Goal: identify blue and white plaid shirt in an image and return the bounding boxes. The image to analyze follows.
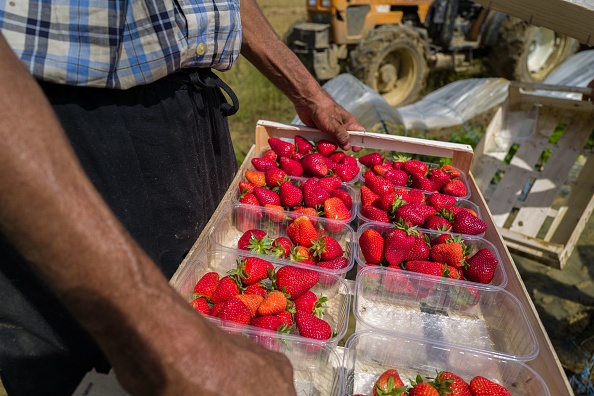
[0,0,242,89]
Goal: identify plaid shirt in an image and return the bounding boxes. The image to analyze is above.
[0,0,241,89]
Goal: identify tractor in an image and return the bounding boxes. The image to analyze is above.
[285,0,580,106]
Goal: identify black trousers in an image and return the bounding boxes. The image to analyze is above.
[0,69,239,395]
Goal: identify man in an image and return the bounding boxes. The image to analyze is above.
[0,0,364,394]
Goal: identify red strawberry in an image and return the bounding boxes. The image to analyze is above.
[237,229,272,253]
[403,188,426,204]
[253,186,281,206]
[360,185,381,207]
[378,191,406,212]
[359,228,385,264]
[360,205,390,223]
[265,167,287,188]
[238,181,257,195]
[316,257,349,280]
[429,167,453,190]
[430,236,467,268]
[365,173,395,196]
[210,275,240,304]
[274,265,320,299]
[294,310,331,340]
[264,204,286,222]
[301,153,329,177]
[239,191,261,208]
[318,176,342,192]
[250,314,290,332]
[262,149,277,161]
[217,296,251,325]
[469,376,511,396]
[245,169,266,187]
[394,202,433,227]
[384,168,409,186]
[383,224,418,266]
[408,382,440,396]
[268,137,295,157]
[270,236,292,258]
[293,290,327,316]
[210,301,225,317]
[464,248,498,284]
[435,371,472,396]
[334,162,360,182]
[190,297,211,315]
[193,271,220,299]
[372,163,393,176]
[431,233,454,246]
[257,290,288,316]
[302,178,330,208]
[323,196,351,224]
[243,282,268,297]
[294,135,314,154]
[441,179,468,197]
[340,155,358,168]
[234,256,274,285]
[291,206,318,220]
[381,266,416,294]
[427,193,457,211]
[358,152,384,167]
[405,233,431,261]
[329,189,353,210]
[310,234,344,261]
[286,216,319,248]
[251,157,277,172]
[442,164,462,178]
[279,156,304,177]
[329,151,346,164]
[289,245,312,263]
[322,156,336,172]
[316,139,338,157]
[411,173,436,192]
[405,260,446,277]
[424,215,453,232]
[452,210,487,235]
[234,293,264,318]
[401,159,428,176]
[373,369,407,396]
[279,180,303,208]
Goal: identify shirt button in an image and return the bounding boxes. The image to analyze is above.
[196,42,207,56]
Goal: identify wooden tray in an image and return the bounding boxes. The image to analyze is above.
[471,83,594,269]
[172,120,574,395]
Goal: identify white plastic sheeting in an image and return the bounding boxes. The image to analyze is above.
[291,49,594,134]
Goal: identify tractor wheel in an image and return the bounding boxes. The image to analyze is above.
[349,25,429,107]
[488,16,579,82]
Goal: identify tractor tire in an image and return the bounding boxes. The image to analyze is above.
[349,25,429,107]
[488,16,579,83]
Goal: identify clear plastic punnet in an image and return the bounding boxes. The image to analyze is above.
[352,266,538,361]
[341,330,550,396]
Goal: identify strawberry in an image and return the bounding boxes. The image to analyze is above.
[316,139,338,157]
[404,260,446,277]
[234,293,264,318]
[329,188,353,210]
[301,153,329,177]
[286,215,319,248]
[293,290,327,316]
[294,135,314,154]
[434,371,471,396]
[452,210,487,235]
[378,191,406,212]
[442,164,461,178]
[238,181,257,195]
[431,232,454,246]
[234,256,274,285]
[264,204,287,222]
[358,152,384,167]
[429,167,453,190]
[274,265,320,299]
[190,297,211,315]
[279,155,304,177]
[372,163,393,176]
[360,185,381,207]
[257,290,288,316]
[317,257,349,285]
[405,233,431,261]
[302,178,330,208]
[279,180,303,208]
[469,376,511,396]
[289,245,312,263]
[245,169,266,187]
[384,168,409,186]
[424,215,453,232]
[276,310,293,328]
[365,173,395,196]
[329,151,346,164]
[359,228,385,264]
[408,382,440,396]
[441,179,468,197]
[411,173,436,192]
[464,247,498,284]
[237,229,271,252]
[445,265,462,279]
[243,282,268,297]
[239,191,261,208]
[322,156,336,172]
[253,186,281,206]
[210,275,240,304]
[251,157,277,172]
[372,369,407,396]
[295,310,332,340]
[265,166,287,188]
[334,162,360,182]
[192,271,220,299]
[217,297,252,325]
[323,196,351,226]
[268,137,295,157]
[394,202,433,227]
[210,301,225,317]
[318,176,342,192]
[340,155,358,168]
[310,234,343,261]
[250,314,290,332]
[381,266,416,294]
[401,159,428,176]
[427,193,457,211]
[430,238,467,268]
[403,188,426,204]
[361,205,390,223]
[270,236,292,258]
[383,224,418,266]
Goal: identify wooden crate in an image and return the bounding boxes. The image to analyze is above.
[472,0,594,45]
[173,120,574,395]
[471,83,594,269]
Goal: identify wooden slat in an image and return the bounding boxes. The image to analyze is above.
[472,0,594,45]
